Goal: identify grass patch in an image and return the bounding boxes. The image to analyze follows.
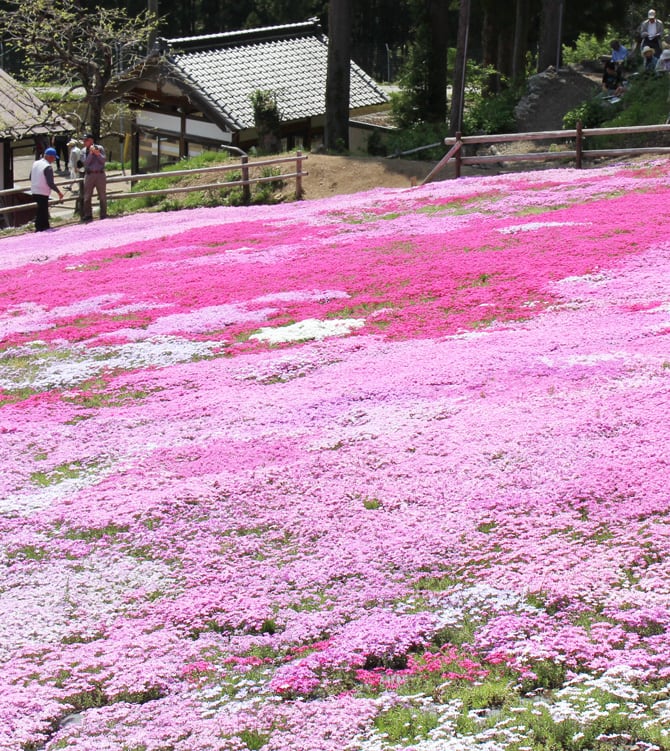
[63,523,129,542]
[7,544,49,561]
[362,497,382,510]
[62,384,162,409]
[238,729,270,750]
[374,705,440,745]
[31,460,89,487]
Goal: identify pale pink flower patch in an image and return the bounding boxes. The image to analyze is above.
[2,158,670,749]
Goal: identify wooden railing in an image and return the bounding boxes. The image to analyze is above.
[422,123,670,183]
[0,151,308,227]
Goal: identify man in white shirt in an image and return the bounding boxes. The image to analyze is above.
[640,9,664,58]
[67,139,82,180]
[30,147,64,232]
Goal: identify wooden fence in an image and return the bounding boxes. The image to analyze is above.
[422,123,670,183]
[0,151,307,227]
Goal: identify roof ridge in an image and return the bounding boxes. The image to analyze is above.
[165,18,322,51]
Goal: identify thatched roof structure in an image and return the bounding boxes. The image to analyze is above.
[0,68,74,139]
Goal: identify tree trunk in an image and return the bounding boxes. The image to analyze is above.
[88,93,103,143]
[538,0,563,71]
[511,0,529,82]
[449,0,470,135]
[424,0,449,123]
[324,0,352,153]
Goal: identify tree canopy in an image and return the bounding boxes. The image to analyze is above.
[0,0,652,139]
[0,0,159,140]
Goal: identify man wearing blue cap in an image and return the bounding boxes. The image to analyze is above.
[30,147,64,232]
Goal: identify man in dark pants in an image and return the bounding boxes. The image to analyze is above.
[30,147,64,232]
[80,133,107,222]
[53,133,70,173]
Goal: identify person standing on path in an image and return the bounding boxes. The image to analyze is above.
[80,133,107,222]
[67,139,82,181]
[30,147,64,232]
[52,133,69,173]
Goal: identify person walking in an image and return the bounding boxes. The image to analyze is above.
[67,139,82,180]
[80,133,107,222]
[30,147,64,232]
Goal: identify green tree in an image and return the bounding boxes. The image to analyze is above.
[538,0,564,70]
[0,0,160,141]
[392,0,452,127]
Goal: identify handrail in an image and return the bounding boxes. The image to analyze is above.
[425,123,670,182]
[0,151,308,222]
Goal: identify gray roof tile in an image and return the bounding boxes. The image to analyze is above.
[0,69,74,138]
[169,21,388,130]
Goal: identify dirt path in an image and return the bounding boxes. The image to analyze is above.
[297,153,435,199]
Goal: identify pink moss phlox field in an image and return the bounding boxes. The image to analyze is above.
[2,159,670,749]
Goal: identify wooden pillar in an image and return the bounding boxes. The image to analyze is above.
[241,155,250,204]
[575,120,583,169]
[295,150,304,199]
[179,109,187,159]
[1,139,12,189]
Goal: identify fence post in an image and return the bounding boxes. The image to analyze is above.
[455,132,463,178]
[575,120,583,169]
[295,150,304,199]
[241,155,251,204]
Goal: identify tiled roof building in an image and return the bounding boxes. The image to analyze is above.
[109,19,389,165]
[0,68,74,189]
[169,21,388,130]
[0,68,73,140]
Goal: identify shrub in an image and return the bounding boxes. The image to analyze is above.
[386,122,447,161]
[462,85,521,135]
[563,98,615,129]
[564,73,670,151]
[562,31,609,66]
[461,62,523,135]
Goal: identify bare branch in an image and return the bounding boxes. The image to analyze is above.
[0,0,161,139]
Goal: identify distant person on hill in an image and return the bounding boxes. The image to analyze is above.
[640,9,664,58]
[642,45,657,71]
[609,39,628,69]
[602,60,624,95]
[656,47,670,71]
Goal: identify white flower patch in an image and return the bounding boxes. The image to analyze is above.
[555,272,608,285]
[0,471,105,515]
[565,352,629,366]
[0,337,217,391]
[0,553,175,657]
[0,296,171,338]
[253,289,350,304]
[250,317,365,344]
[497,221,589,235]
